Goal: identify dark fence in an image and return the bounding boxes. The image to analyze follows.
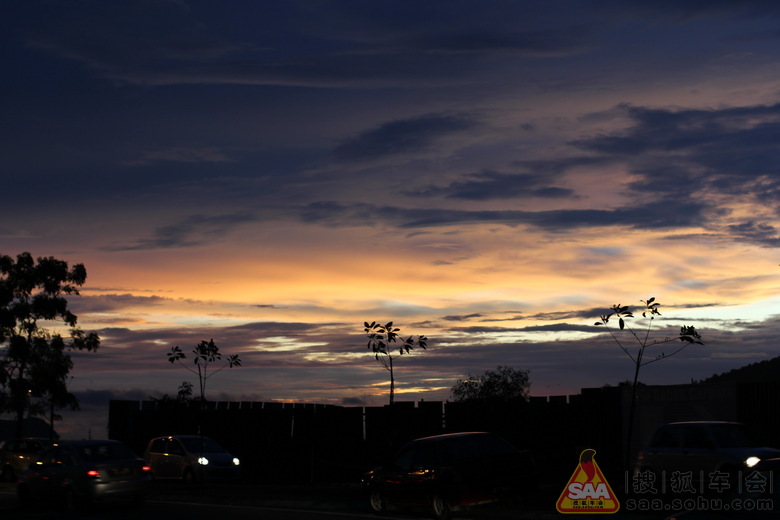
[107,381,780,486]
[109,388,622,485]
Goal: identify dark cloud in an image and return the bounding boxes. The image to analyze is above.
[565,103,780,245]
[726,221,780,247]
[574,103,780,195]
[102,212,257,251]
[73,294,170,313]
[450,323,600,334]
[331,113,479,163]
[225,321,325,335]
[412,170,575,201]
[299,199,707,231]
[440,313,484,322]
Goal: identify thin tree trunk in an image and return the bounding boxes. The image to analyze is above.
[389,356,395,406]
[626,348,644,469]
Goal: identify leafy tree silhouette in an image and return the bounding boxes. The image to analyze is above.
[364,321,427,406]
[167,339,241,434]
[451,365,530,402]
[0,252,100,438]
[595,297,702,467]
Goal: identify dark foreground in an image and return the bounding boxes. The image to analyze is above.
[2,479,775,520]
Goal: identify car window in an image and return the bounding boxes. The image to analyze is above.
[38,447,61,466]
[442,434,518,462]
[149,438,166,453]
[413,443,438,468]
[393,446,416,470]
[168,440,185,455]
[682,426,713,449]
[180,437,224,453]
[710,424,754,448]
[54,448,78,467]
[650,426,682,448]
[78,443,135,462]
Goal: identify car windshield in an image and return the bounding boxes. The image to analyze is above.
[180,437,226,453]
[710,424,756,448]
[78,443,136,462]
[441,434,518,462]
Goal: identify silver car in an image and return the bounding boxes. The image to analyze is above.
[17,440,152,511]
[634,421,780,490]
[0,437,51,482]
[143,435,240,483]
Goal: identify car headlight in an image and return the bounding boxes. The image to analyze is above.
[232,458,240,466]
[746,456,761,468]
[197,457,209,465]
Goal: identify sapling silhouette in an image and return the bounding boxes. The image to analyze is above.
[595,297,702,467]
[364,321,427,405]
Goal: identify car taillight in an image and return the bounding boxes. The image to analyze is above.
[86,469,100,478]
[142,465,151,473]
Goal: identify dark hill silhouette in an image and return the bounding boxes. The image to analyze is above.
[699,355,780,384]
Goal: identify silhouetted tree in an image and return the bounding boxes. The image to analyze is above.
[594,297,702,467]
[28,336,79,442]
[166,339,241,403]
[0,252,100,437]
[166,339,241,434]
[177,381,195,401]
[451,365,530,402]
[364,321,427,406]
[150,381,198,405]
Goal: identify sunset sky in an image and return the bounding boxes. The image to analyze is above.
[3,1,780,438]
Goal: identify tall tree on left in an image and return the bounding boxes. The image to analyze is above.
[0,253,100,438]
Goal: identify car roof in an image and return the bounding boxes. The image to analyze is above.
[53,439,124,446]
[151,434,210,440]
[1,437,51,445]
[411,432,492,442]
[661,421,743,426]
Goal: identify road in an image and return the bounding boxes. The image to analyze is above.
[1,487,390,520]
[0,480,681,519]
[0,497,403,520]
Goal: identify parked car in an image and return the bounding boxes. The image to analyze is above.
[633,421,780,489]
[143,435,240,483]
[362,431,539,520]
[16,440,151,512]
[0,437,51,482]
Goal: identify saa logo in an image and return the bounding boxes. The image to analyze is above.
[556,449,619,514]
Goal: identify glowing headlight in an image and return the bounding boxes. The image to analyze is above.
[746,456,761,468]
[232,458,240,466]
[197,457,209,465]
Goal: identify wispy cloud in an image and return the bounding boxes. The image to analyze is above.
[102,212,256,251]
[331,113,479,163]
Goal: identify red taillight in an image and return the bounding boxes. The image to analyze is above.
[142,466,151,473]
[86,470,100,478]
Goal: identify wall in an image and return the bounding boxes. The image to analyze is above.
[107,382,780,485]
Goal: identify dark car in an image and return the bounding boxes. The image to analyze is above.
[633,421,780,489]
[362,431,539,520]
[16,440,152,512]
[0,437,51,482]
[143,435,240,483]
